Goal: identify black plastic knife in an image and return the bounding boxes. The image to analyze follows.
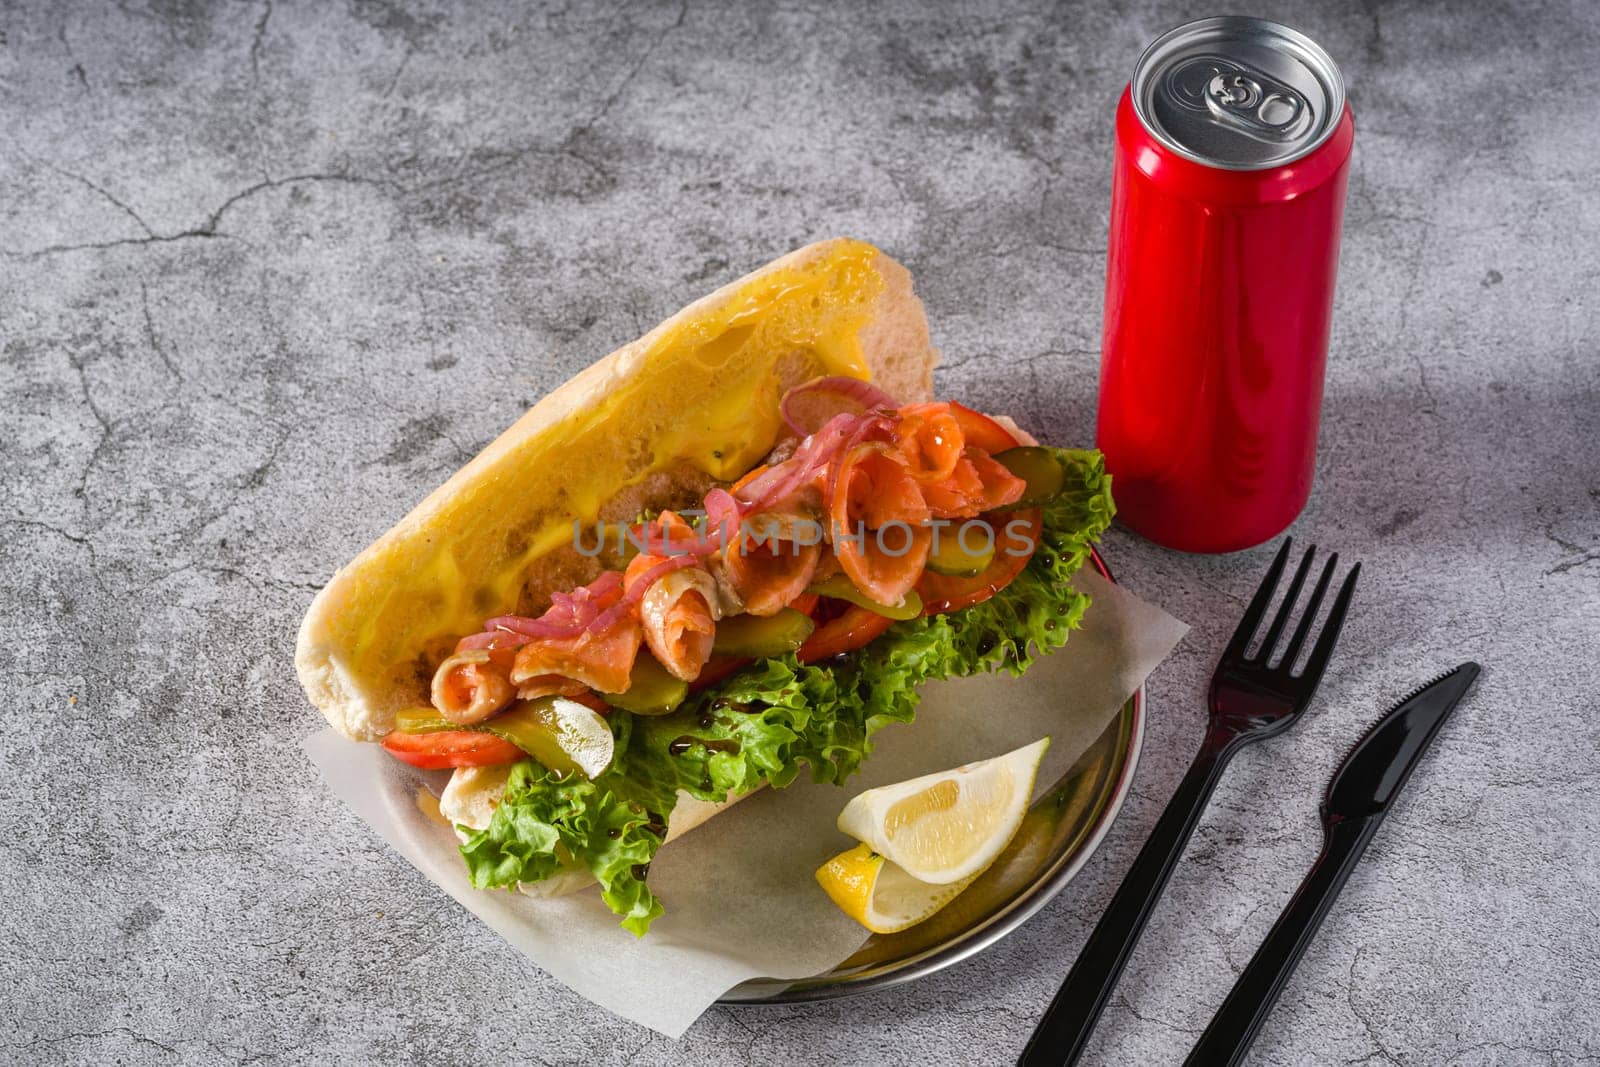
[1184,662,1482,1067]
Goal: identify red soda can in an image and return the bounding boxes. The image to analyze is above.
[1096,17,1354,553]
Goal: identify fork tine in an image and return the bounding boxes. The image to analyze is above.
[1256,544,1316,663]
[1292,562,1361,684]
[1279,551,1338,669]
[1221,538,1292,662]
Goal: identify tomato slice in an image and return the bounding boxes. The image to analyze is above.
[916,508,1042,615]
[689,654,753,692]
[381,729,524,770]
[798,602,896,663]
[948,402,1021,454]
[787,592,820,617]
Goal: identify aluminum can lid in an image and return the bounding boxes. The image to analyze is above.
[1132,16,1346,171]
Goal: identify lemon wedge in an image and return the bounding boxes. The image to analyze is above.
[835,736,1050,886]
[815,844,981,934]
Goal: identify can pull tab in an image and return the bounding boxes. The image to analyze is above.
[1165,56,1314,144]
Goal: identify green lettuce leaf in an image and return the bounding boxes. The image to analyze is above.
[458,449,1113,935]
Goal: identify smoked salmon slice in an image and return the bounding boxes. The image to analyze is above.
[441,573,630,715]
[510,556,645,696]
[828,444,932,605]
[509,612,643,695]
[920,451,1027,518]
[513,673,591,701]
[723,517,823,617]
[431,647,517,725]
[627,512,718,682]
[893,402,966,484]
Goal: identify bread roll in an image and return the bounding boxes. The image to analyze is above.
[297,238,940,745]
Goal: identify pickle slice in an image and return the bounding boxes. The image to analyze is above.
[711,608,816,658]
[485,697,615,779]
[608,652,689,716]
[394,700,614,779]
[993,446,1069,509]
[807,574,923,620]
[926,523,997,577]
[394,707,457,734]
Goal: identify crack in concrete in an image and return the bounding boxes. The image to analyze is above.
[53,19,93,93]
[1443,1039,1567,1065]
[198,172,394,235]
[249,0,272,84]
[1395,220,1440,418]
[66,349,115,505]
[576,0,689,138]
[2,1026,179,1057]
[1546,550,1600,576]
[5,172,393,260]
[39,158,154,237]
[1359,0,1385,64]
[1345,947,1404,1065]
[1541,528,1600,575]
[709,1008,763,1062]
[382,44,414,99]
[13,10,726,265]
[1,519,105,589]
[4,229,227,260]
[180,424,293,544]
[1115,989,1204,1037]
[556,0,689,175]
[139,281,184,386]
[248,0,275,181]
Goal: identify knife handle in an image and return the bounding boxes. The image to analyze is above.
[1019,729,1242,1066]
[1184,816,1382,1067]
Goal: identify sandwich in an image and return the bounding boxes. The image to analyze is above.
[296,238,1113,934]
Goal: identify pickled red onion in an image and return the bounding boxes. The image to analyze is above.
[455,630,528,651]
[738,412,865,513]
[703,488,742,549]
[824,412,897,511]
[586,554,702,635]
[634,525,721,557]
[780,375,899,436]
[458,571,624,648]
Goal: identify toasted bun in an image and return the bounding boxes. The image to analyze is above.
[298,239,938,741]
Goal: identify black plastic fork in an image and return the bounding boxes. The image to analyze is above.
[1019,539,1360,1066]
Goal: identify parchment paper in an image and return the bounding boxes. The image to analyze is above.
[304,568,1186,1037]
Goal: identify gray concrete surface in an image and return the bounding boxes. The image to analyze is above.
[3,1,1597,1063]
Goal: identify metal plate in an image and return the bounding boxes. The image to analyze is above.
[719,547,1145,1003]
